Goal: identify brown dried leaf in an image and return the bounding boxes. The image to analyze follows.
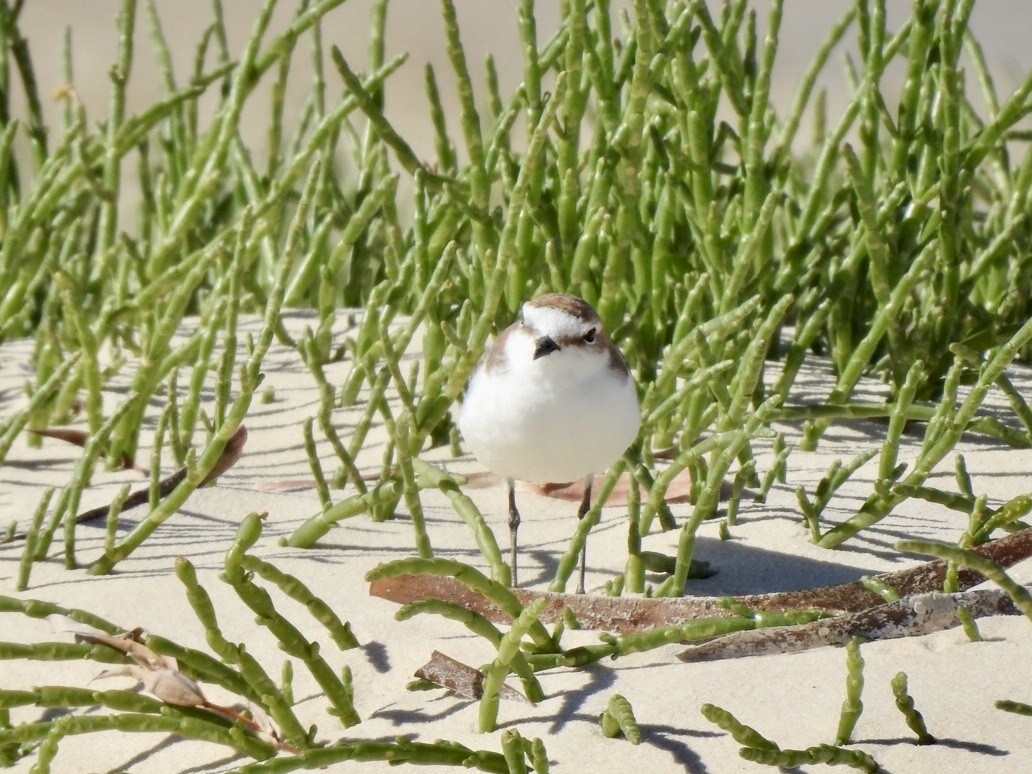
[46,614,298,752]
[531,471,692,506]
[414,650,528,703]
[30,427,141,473]
[30,427,90,447]
[465,469,706,506]
[47,615,175,671]
[199,425,248,486]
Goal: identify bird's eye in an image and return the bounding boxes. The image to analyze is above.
[583,327,596,343]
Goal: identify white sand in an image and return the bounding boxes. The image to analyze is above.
[2,312,1032,773]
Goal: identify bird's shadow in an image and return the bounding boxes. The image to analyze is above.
[524,534,883,598]
[679,536,884,597]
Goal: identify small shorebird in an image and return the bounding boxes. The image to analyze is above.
[459,293,640,593]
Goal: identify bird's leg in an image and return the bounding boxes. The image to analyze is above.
[576,476,593,594]
[507,479,520,588]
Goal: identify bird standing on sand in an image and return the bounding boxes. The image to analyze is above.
[459,293,641,593]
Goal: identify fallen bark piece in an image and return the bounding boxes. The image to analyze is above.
[368,529,1032,633]
[676,588,1021,662]
[414,650,528,703]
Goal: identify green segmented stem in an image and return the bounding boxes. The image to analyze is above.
[599,694,641,744]
[701,703,780,751]
[174,557,308,748]
[835,637,865,745]
[367,557,557,651]
[890,672,935,745]
[479,598,548,732]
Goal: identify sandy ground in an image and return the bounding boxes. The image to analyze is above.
[2,311,1032,773]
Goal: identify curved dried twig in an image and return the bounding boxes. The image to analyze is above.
[369,529,1032,634]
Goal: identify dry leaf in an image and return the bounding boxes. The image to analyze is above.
[200,425,248,486]
[45,613,299,753]
[30,427,142,473]
[414,650,528,703]
[47,615,173,671]
[94,664,207,706]
[463,470,696,506]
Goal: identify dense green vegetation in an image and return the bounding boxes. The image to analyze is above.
[2,0,1032,770]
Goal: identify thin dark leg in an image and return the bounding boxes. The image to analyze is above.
[507,479,520,588]
[576,476,592,594]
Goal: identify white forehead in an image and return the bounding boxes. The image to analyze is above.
[521,302,596,337]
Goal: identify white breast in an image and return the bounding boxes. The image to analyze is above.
[459,331,640,484]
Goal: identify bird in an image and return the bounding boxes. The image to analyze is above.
[459,293,641,593]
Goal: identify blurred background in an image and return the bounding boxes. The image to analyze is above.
[11,1,1032,160]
